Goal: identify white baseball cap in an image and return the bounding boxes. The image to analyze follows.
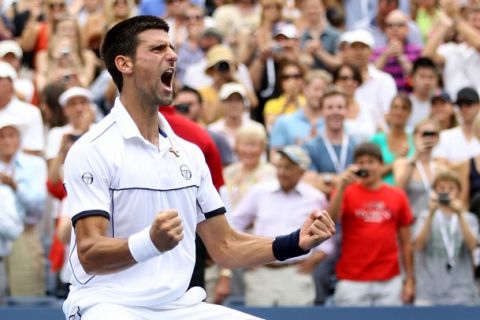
[59,87,93,107]
[347,29,375,48]
[218,82,246,101]
[274,23,299,39]
[277,145,311,170]
[0,115,23,133]
[0,61,17,80]
[0,40,23,59]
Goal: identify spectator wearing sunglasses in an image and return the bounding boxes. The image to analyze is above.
[371,10,422,93]
[433,87,480,164]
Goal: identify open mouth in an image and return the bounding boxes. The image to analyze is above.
[161,68,175,89]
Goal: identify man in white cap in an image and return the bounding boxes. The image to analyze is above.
[208,82,264,156]
[0,116,47,298]
[0,40,34,103]
[46,87,95,185]
[0,61,44,156]
[345,29,397,130]
[229,145,333,306]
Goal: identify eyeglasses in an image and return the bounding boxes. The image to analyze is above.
[282,73,302,80]
[386,22,407,28]
[420,130,438,137]
[337,75,356,82]
[48,2,65,9]
[185,15,203,21]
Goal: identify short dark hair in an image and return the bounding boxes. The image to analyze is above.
[332,63,363,86]
[412,57,437,76]
[176,86,203,104]
[100,15,170,92]
[354,142,383,163]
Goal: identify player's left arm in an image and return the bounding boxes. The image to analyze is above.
[197,210,335,269]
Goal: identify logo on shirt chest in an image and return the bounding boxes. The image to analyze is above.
[81,172,94,185]
[354,202,392,223]
[180,164,192,180]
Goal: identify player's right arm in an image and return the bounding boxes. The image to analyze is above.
[75,209,183,274]
[65,141,183,275]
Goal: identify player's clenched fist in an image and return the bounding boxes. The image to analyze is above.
[299,210,335,251]
[149,209,183,252]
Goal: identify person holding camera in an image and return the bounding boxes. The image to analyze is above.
[46,87,95,186]
[328,142,415,306]
[413,170,479,305]
[394,118,447,219]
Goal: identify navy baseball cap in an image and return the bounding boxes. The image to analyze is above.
[431,90,451,103]
[456,87,480,105]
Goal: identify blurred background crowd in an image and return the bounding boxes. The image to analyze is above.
[1,0,480,309]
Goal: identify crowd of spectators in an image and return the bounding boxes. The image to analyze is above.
[1,0,480,309]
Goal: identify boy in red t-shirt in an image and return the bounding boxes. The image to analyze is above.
[328,142,415,306]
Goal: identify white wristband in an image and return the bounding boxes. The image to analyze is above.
[128,226,161,263]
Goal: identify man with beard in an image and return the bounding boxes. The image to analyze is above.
[62,15,335,319]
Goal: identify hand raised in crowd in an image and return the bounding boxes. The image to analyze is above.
[387,39,404,57]
[149,209,184,252]
[338,164,361,189]
[304,39,323,56]
[440,0,461,19]
[449,198,464,215]
[299,210,336,251]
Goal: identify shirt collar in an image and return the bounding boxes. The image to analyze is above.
[110,98,178,141]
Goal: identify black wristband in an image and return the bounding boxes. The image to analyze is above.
[272,229,310,261]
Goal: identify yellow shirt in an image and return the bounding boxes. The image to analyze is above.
[199,86,223,125]
[263,94,306,117]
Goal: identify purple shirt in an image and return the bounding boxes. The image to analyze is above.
[371,43,422,92]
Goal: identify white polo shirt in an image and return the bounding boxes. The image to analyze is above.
[62,98,225,314]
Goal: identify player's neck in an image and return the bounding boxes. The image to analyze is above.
[120,95,160,145]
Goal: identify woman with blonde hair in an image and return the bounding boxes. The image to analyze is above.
[82,0,135,54]
[394,118,446,218]
[35,15,98,90]
[223,125,276,210]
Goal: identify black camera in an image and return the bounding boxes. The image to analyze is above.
[437,192,451,206]
[174,103,191,114]
[355,169,369,177]
[214,61,230,73]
